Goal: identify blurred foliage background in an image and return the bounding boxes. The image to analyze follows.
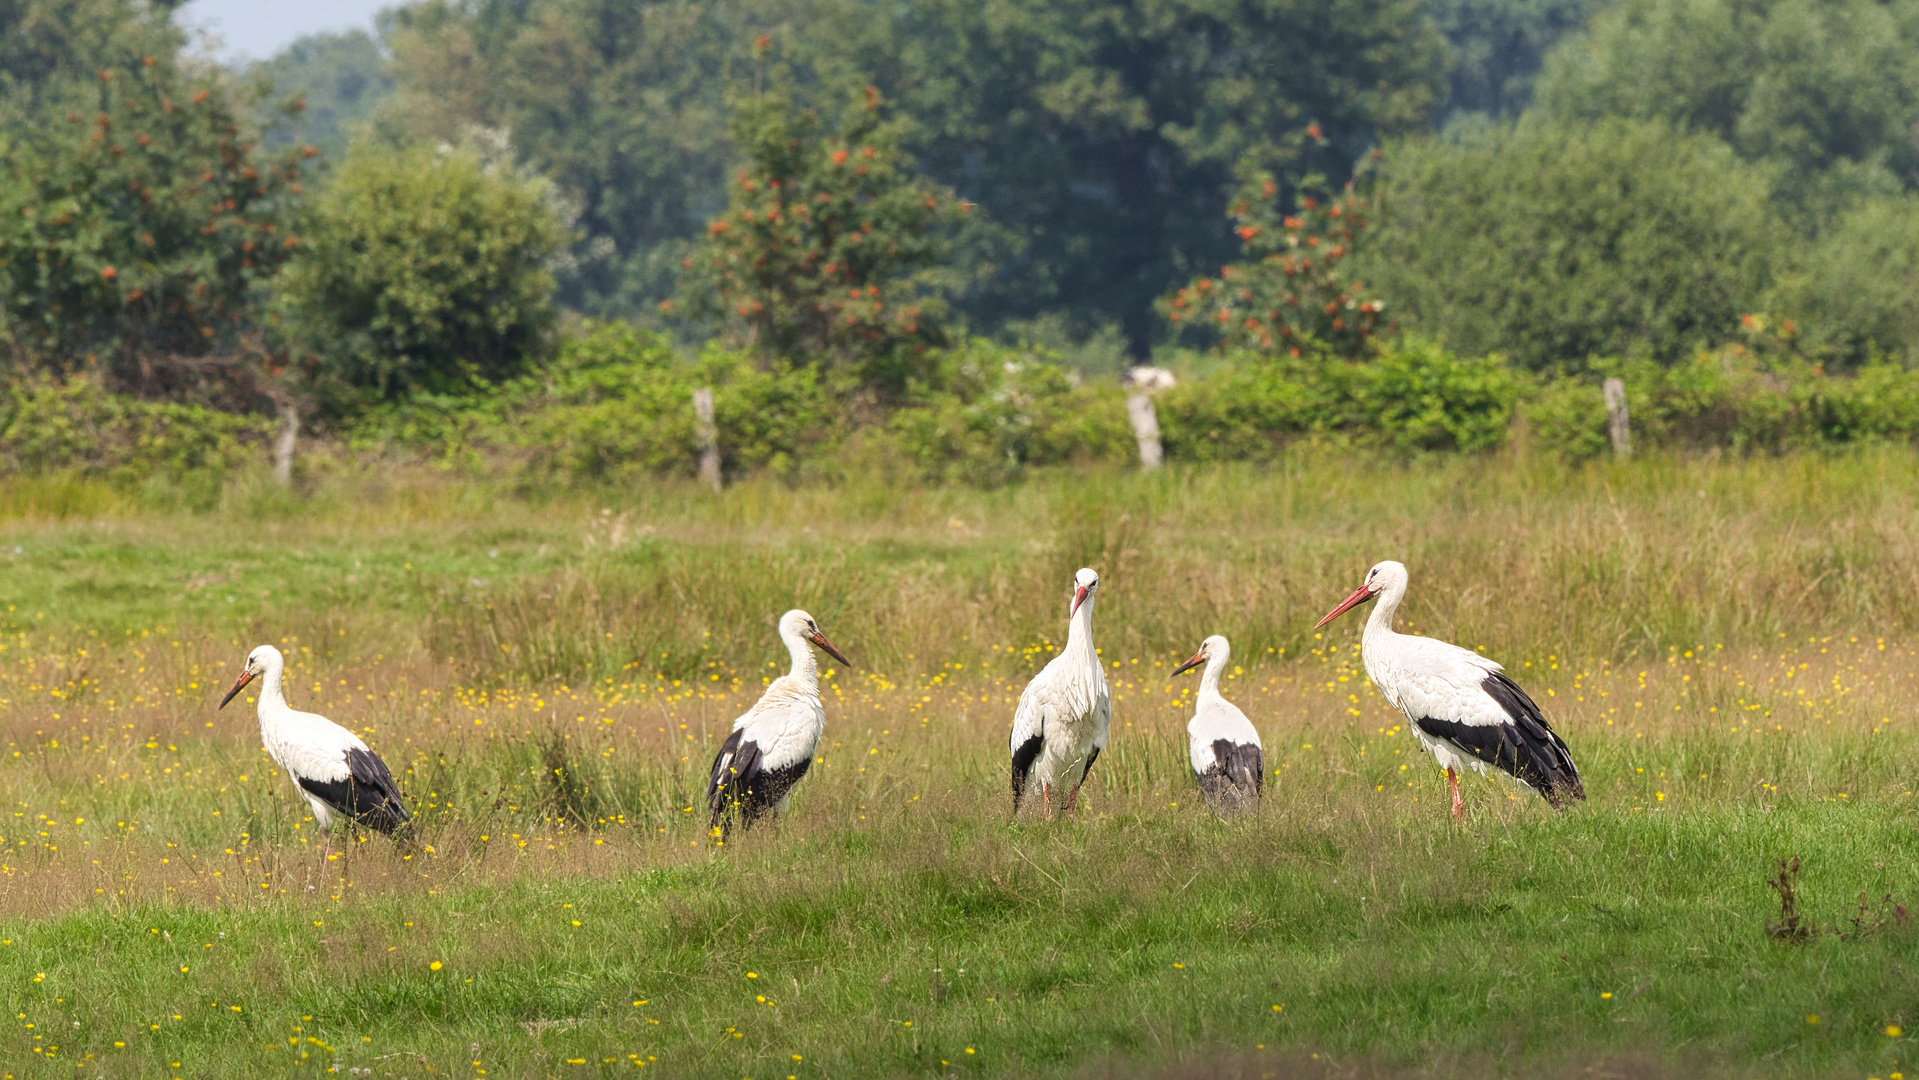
[7,0,1919,487]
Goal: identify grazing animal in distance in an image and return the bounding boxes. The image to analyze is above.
[1171,635,1263,814]
[1009,567,1111,818]
[1315,560,1583,817]
[706,609,852,837]
[219,645,411,853]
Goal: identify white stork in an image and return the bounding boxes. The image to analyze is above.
[1170,635,1263,814]
[1009,567,1111,818]
[218,645,411,850]
[706,610,852,836]
[1315,561,1583,818]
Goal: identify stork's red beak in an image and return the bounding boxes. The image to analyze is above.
[218,668,256,709]
[809,629,852,669]
[1170,649,1206,677]
[1071,585,1090,615]
[1314,583,1377,630]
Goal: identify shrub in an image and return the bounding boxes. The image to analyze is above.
[343,322,844,481]
[1157,340,1518,460]
[1361,339,1520,453]
[1525,349,1919,461]
[0,373,266,480]
[278,136,570,407]
[887,343,1131,486]
[1357,119,1781,368]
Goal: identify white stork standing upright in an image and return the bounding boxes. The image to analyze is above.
[706,610,852,837]
[1170,635,1263,814]
[218,645,411,853]
[1009,567,1111,818]
[1315,561,1583,818]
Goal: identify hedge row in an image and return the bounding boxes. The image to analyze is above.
[17,326,1919,485]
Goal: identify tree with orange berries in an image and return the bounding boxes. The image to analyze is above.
[0,0,312,398]
[1160,158,1386,360]
[680,85,968,395]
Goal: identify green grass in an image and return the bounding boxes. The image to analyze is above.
[2,453,1918,1078]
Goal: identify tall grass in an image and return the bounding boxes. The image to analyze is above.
[2,451,1918,1077]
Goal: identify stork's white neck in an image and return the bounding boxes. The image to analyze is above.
[1361,576,1409,662]
[781,626,819,690]
[1063,595,1097,662]
[1198,644,1230,699]
[256,656,288,711]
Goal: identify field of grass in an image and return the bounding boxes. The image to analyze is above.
[2,451,1918,1079]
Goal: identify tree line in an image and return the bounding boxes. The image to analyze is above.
[3,0,1919,446]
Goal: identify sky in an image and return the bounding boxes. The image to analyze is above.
[175,0,392,63]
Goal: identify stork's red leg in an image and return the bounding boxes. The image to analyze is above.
[1064,782,1081,816]
[1447,768,1463,819]
[1041,781,1053,822]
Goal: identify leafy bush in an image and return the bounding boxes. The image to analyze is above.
[1357,119,1780,368]
[887,343,1131,486]
[0,373,267,479]
[1363,339,1520,452]
[1158,341,1519,460]
[0,0,311,395]
[1526,349,1919,460]
[278,136,570,407]
[344,322,844,481]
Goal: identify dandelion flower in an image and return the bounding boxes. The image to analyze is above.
[1600,992,1612,1000]
[1889,1025,1904,1037]
[430,961,443,972]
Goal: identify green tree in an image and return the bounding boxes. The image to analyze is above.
[377,0,1450,350]
[251,29,394,161]
[1424,0,1604,121]
[1774,196,1919,366]
[0,0,311,396]
[1161,162,1386,358]
[812,0,1450,352]
[277,136,570,405]
[679,88,966,393]
[1356,118,1781,368]
[1534,0,1919,214]
[379,0,795,317]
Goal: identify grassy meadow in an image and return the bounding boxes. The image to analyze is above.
[2,451,1918,1079]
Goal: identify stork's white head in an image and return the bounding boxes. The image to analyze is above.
[1070,567,1100,617]
[779,609,853,668]
[219,644,284,709]
[1314,560,1407,630]
[1170,633,1229,677]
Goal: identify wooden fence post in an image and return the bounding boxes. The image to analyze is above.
[1603,377,1630,459]
[693,387,722,492]
[1126,393,1162,471]
[1124,366,1176,472]
[272,397,300,487]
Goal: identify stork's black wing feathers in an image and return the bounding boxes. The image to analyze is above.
[1197,739,1263,814]
[1010,733,1044,813]
[298,747,412,834]
[707,730,811,835]
[1416,673,1584,808]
